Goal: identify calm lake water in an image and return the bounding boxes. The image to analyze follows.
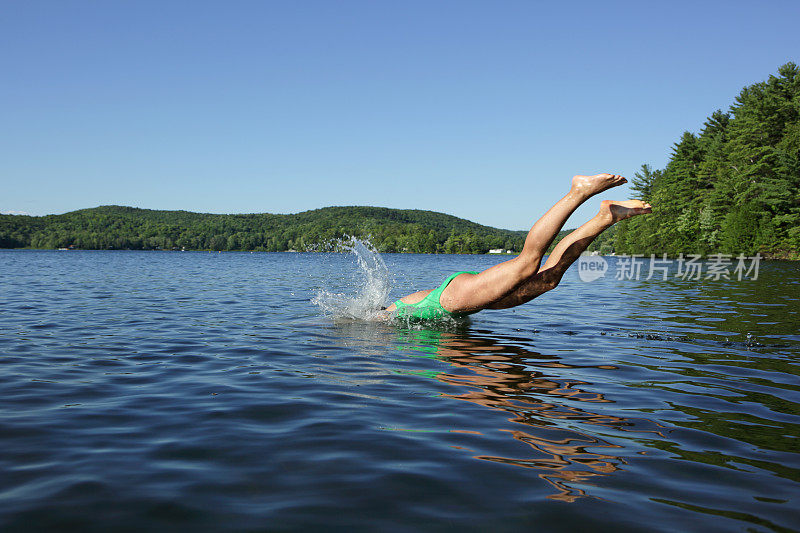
[1,249,799,532]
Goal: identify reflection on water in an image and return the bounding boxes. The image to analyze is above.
[326,313,799,527]
[392,327,667,502]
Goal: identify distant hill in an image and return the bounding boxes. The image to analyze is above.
[0,205,536,254]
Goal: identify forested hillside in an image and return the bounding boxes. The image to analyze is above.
[0,205,528,254]
[615,63,800,258]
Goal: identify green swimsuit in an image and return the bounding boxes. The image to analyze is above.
[393,271,479,320]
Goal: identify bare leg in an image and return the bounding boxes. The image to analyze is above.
[386,174,626,312]
[435,174,627,313]
[516,174,627,265]
[488,200,652,309]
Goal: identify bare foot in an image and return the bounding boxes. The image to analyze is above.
[599,200,652,223]
[571,173,628,198]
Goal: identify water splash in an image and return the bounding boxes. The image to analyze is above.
[312,237,391,320]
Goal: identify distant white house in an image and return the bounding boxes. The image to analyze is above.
[488,249,514,254]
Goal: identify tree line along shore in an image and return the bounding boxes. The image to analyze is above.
[0,205,529,254]
[2,64,797,258]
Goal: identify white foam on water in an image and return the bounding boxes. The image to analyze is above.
[312,237,391,320]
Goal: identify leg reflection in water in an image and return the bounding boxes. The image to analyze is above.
[394,327,667,502]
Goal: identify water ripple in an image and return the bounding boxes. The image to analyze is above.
[0,250,798,531]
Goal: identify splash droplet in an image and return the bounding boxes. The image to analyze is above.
[312,237,391,320]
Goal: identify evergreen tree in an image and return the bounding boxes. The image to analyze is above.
[614,62,800,259]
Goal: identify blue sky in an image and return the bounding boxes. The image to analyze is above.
[2,1,798,230]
